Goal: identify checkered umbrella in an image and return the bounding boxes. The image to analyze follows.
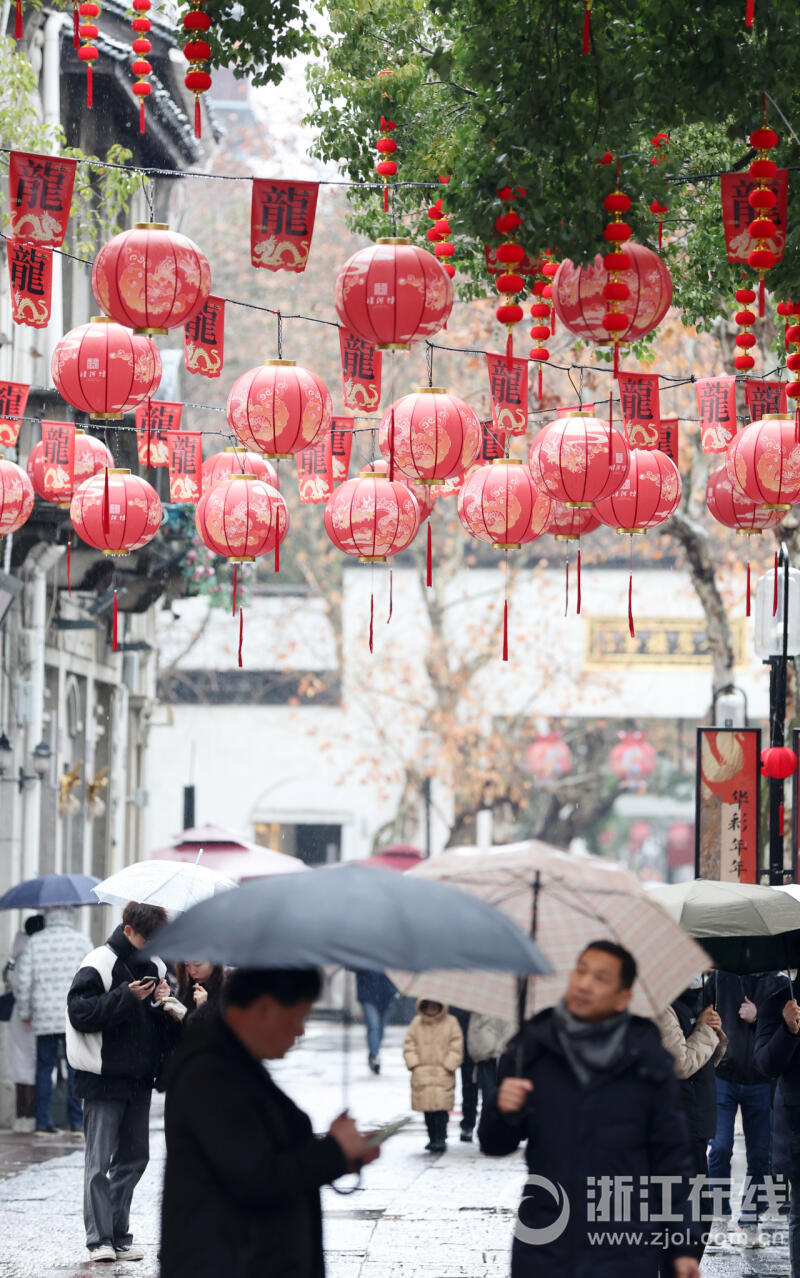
[390,842,710,1020]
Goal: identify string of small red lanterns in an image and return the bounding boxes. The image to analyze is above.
[746,119,779,317]
[601,166,634,378]
[494,186,526,368]
[130,0,153,134]
[376,116,398,215]
[77,0,100,108]
[732,279,758,373]
[426,189,455,280]
[183,0,212,139]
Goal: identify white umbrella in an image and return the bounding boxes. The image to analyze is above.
[647,879,800,975]
[92,859,236,914]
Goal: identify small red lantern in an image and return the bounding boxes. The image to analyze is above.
[70,468,161,555]
[92,223,211,335]
[493,186,527,363]
[130,0,152,133]
[378,388,481,485]
[747,124,779,316]
[194,474,288,562]
[524,733,573,781]
[226,360,332,458]
[553,243,672,345]
[726,413,800,509]
[761,746,797,779]
[77,0,100,107]
[324,471,420,562]
[595,448,681,534]
[531,413,629,508]
[426,194,455,280]
[27,431,113,508]
[334,239,453,349]
[457,459,550,547]
[51,317,161,419]
[706,465,785,534]
[610,731,656,782]
[183,0,212,138]
[375,115,397,212]
[0,458,34,535]
[202,448,279,495]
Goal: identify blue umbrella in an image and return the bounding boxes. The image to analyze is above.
[0,873,102,910]
[150,863,552,975]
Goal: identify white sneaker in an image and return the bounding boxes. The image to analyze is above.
[115,1243,144,1261]
[88,1243,117,1262]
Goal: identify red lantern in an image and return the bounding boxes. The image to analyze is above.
[130,0,152,133]
[426,192,455,280]
[553,243,672,345]
[594,448,681,533]
[202,448,279,496]
[51,317,161,419]
[27,431,113,508]
[334,239,453,349]
[524,733,573,781]
[761,746,797,779]
[378,388,481,485]
[0,458,34,534]
[747,124,779,316]
[183,0,212,138]
[457,459,550,547]
[324,471,420,561]
[77,0,100,107]
[363,458,434,520]
[610,731,656,782]
[726,413,800,509]
[531,414,629,508]
[376,115,397,212]
[706,465,785,533]
[70,468,161,555]
[545,500,600,540]
[194,475,288,561]
[226,360,332,458]
[493,186,527,363]
[92,223,211,335]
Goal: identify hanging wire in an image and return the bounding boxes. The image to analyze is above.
[425,342,434,388]
[276,311,283,360]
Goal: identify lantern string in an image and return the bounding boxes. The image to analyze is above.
[564,558,569,616]
[425,342,434,388]
[426,520,433,588]
[773,549,779,615]
[274,528,280,573]
[386,566,393,623]
[276,311,283,360]
[102,465,110,535]
[368,589,374,654]
[746,560,751,616]
[238,607,243,667]
[628,537,635,638]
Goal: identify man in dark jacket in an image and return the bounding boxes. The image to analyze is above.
[478,940,700,1278]
[160,967,380,1278]
[753,984,800,1274]
[66,901,176,1264]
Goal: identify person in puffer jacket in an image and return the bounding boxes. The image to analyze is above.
[14,905,93,1135]
[403,999,463,1153]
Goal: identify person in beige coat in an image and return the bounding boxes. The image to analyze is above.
[403,999,463,1153]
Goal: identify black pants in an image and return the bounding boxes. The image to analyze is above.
[691,1137,710,1262]
[83,1095,151,1248]
[424,1111,448,1145]
[461,1059,499,1132]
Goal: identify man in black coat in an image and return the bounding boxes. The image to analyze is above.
[478,940,700,1278]
[753,983,800,1274]
[160,967,380,1278]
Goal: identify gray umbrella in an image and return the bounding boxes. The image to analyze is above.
[149,863,552,975]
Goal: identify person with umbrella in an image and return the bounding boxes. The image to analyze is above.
[753,982,800,1275]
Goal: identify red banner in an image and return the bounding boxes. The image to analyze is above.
[486,353,528,437]
[696,376,737,453]
[339,329,382,413]
[9,152,76,246]
[484,245,541,276]
[8,240,52,328]
[251,179,319,272]
[297,423,353,504]
[330,419,353,485]
[745,378,787,422]
[135,400,183,468]
[169,432,203,503]
[0,382,29,447]
[658,419,679,465]
[41,421,75,502]
[557,403,595,417]
[184,296,224,379]
[721,169,788,264]
[617,371,661,449]
[696,727,761,882]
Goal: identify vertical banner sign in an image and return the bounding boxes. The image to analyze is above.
[41,421,75,503]
[184,296,224,379]
[8,241,52,328]
[486,353,529,436]
[168,432,203,502]
[339,329,382,412]
[695,727,761,882]
[296,442,332,504]
[8,152,77,245]
[250,179,319,272]
[0,382,29,447]
[135,401,183,467]
[696,376,737,453]
[658,419,679,465]
[617,371,661,448]
[329,419,353,485]
[745,378,787,422]
[721,170,788,263]
[557,403,595,417]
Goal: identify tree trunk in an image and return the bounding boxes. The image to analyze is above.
[663,511,735,692]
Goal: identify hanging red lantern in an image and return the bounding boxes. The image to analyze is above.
[28,431,113,508]
[545,500,601,540]
[747,123,779,316]
[183,0,212,138]
[599,175,637,374]
[202,448,279,495]
[0,458,34,535]
[529,253,557,401]
[226,360,332,458]
[531,413,629,508]
[553,243,672,345]
[375,115,397,213]
[726,413,800,509]
[77,0,100,107]
[378,388,481,485]
[194,474,288,561]
[493,186,527,365]
[92,223,211,335]
[324,471,420,561]
[70,468,161,555]
[363,459,434,520]
[706,465,785,534]
[524,733,573,780]
[761,746,797,779]
[457,459,550,547]
[335,239,453,349]
[594,448,681,534]
[781,301,800,431]
[130,0,153,133]
[426,193,456,280]
[732,282,758,373]
[51,318,161,419]
[610,731,656,782]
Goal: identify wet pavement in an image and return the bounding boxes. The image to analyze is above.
[0,1022,792,1276]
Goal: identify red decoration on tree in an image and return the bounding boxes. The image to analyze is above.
[194,474,288,562]
[553,243,672,346]
[202,448,279,495]
[27,431,112,508]
[761,746,797,779]
[78,0,100,107]
[594,448,681,534]
[51,317,161,419]
[70,468,161,555]
[130,0,152,133]
[375,115,397,213]
[746,121,779,316]
[726,413,800,508]
[732,282,757,372]
[457,459,550,547]
[335,239,453,349]
[426,191,455,279]
[0,458,34,535]
[529,254,557,401]
[183,0,211,138]
[530,413,629,508]
[524,733,573,780]
[581,0,592,53]
[781,301,800,435]
[493,186,526,366]
[92,223,211,334]
[610,731,656,782]
[324,471,420,562]
[649,200,668,251]
[226,360,332,458]
[377,388,482,485]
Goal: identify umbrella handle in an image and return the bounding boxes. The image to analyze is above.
[515,871,542,1075]
[331,1169,363,1196]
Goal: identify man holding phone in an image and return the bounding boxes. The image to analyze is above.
[67,901,176,1264]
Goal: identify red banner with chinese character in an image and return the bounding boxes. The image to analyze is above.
[9,152,76,246]
[618,371,661,449]
[41,421,75,502]
[658,419,679,464]
[0,382,29,447]
[745,378,787,422]
[184,296,224,379]
[696,376,737,453]
[721,170,788,264]
[486,354,528,437]
[297,441,332,504]
[557,403,595,417]
[135,400,183,468]
[330,419,353,485]
[8,240,52,329]
[169,432,203,503]
[339,329,382,413]
[696,727,761,882]
[251,179,319,272]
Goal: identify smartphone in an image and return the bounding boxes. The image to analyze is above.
[364,1116,412,1148]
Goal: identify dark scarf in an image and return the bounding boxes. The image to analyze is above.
[552,998,631,1086]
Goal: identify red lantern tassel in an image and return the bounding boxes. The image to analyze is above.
[67,533,71,598]
[786,321,790,353]
[745,0,754,26]
[86,63,93,109]
[14,0,22,39]
[112,583,118,652]
[426,521,432,588]
[383,184,389,213]
[232,563,237,617]
[577,548,582,615]
[389,409,395,481]
[582,1,591,53]
[774,550,779,615]
[613,341,619,379]
[369,591,374,654]
[746,561,751,616]
[538,365,543,402]
[139,100,145,135]
[506,330,513,371]
[564,559,569,616]
[628,574,635,638]
[194,95,201,139]
[759,275,765,318]
[274,536,280,573]
[238,608,243,668]
[502,599,509,662]
[102,467,110,534]
[73,0,78,47]
[387,568,393,623]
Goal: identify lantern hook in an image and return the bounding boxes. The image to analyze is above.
[276,310,283,360]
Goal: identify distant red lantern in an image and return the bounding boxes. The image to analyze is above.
[666,821,694,869]
[628,820,652,850]
[226,360,332,458]
[706,465,785,533]
[324,471,420,561]
[70,468,161,555]
[363,459,434,521]
[524,733,572,781]
[531,414,629,508]
[0,458,34,535]
[202,448,279,495]
[194,474,288,561]
[27,431,113,508]
[378,388,481,485]
[595,448,681,533]
[761,746,797,779]
[726,413,800,509]
[457,459,550,547]
[92,223,211,334]
[51,317,161,419]
[610,731,657,782]
[553,243,672,345]
[334,239,453,349]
